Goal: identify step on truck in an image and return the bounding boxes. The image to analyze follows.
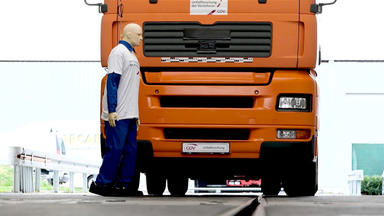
[86,0,336,196]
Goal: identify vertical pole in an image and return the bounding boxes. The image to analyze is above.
[69,172,74,193]
[53,170,59,193]
[30,168,33,192]
[30,167,34,193]
[35,168,41,192]
[82,173,87,193]
[21,166,26,193]
[13,165,20,193]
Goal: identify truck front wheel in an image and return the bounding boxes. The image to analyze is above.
[146,170,166,196]
[283,161,317,196]
[167,175,188,196]
[261,174,281,196]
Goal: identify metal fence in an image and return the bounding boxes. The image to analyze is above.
[6,146,99,193]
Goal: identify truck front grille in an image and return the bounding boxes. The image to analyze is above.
[143,22,272,57]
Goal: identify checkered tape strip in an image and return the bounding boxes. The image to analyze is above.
[161,57,253,63]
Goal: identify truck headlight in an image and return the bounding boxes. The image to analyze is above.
[276,94,311,112]
[277,129,311,139]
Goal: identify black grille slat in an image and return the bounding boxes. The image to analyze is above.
[145,32,184,38]
[160,96,254,108]
[164,128,250,140]
[146,51,271,57]
[145,39,198,44]
[145,24,272,31]
[231,32,272,38]
[223,39,272,45]
[217,45,271,51]
[145,45,197,51]
[144,22,272,57]
[210,25,271,31]
[145,39,271,45]
[145,45,270,52]
[143,24,198,31]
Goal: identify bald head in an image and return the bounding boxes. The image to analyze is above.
[121,23,143,47]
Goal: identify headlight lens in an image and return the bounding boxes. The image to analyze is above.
[277,95,311,111]
[277,129,311,139]
[277,129,296,139]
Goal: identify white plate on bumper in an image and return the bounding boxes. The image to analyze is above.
[182,142,230,154]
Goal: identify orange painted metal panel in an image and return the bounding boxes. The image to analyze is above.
[144,71,271,84]
[100,0,317,69]
[99,0,319,160]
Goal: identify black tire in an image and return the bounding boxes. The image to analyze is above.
[261,155,282,196]
[283,161,317,196]
[167,175,188,196]
[261,174,281,196]
[146,171,166,196]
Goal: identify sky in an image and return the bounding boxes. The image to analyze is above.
[0,0,102,61]
[317,0,384,60]
[0,0,384,61]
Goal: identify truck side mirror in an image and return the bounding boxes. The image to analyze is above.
[84,0,108,13]
[311,0,337,14]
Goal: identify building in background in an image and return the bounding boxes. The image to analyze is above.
[317,61,384,194]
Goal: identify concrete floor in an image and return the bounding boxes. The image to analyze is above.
[0,193,255,216]
[255,196,384,216]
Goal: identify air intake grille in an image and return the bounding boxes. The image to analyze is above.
[164,128,250,140]
[143,22,272,57]
[160,96,254,108]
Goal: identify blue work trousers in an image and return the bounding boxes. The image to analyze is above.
[96,119,137,186]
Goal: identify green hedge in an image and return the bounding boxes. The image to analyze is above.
[0,165,13,192]
[361,176,382,195]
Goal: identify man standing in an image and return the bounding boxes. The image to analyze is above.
[90,23,143,196]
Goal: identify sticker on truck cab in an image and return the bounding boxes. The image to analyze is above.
[190,0,228,15]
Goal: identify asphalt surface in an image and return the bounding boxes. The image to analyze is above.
[0,193,256,216]
[255,196,384,216]
[2,193,384,216]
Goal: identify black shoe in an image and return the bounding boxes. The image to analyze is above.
[89,181,120,196]
[89,181,103,196]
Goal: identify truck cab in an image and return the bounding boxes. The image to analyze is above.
[94,0,325,196]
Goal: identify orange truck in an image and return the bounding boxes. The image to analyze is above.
[86,0,336,196]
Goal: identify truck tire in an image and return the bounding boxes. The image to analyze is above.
[261,175,281,196]
[260,148,282,196]
[167,175,188,196]
[283,161,317,196]
[146,171,166,196]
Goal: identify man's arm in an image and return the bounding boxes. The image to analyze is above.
[107,72,121,127]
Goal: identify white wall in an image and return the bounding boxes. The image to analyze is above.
[317,62,384,193]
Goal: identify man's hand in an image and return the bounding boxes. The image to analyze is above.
[136,119,140,131]
[108,112,119,127]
